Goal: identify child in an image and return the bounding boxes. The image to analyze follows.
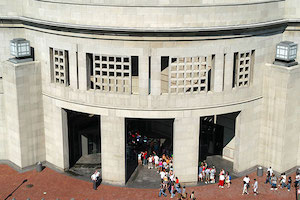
[253,178,258,195]
[225,172,231,188]
[190,191,195,200]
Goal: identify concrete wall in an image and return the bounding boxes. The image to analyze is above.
[260,64,300,173]
[0,0,285,29]
[173,116,199,184]
[2,61,44,168]
[0,0,299,183]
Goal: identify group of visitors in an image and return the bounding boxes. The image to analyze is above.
[242,175,258,195]
[139,151,174,172]
[265,166,299,191]
[159,179,195,200]
[198,161,231,188]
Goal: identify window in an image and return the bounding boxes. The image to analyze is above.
[50,48,69,86]
[233,50,255,88]
[87,54,134,94]
[165,56,213,94]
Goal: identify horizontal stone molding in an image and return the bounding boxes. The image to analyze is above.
[0,16,292,37]
[35,0,284,8]
[42,91,262,112]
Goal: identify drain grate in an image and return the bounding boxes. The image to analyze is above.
[26,184,34,188]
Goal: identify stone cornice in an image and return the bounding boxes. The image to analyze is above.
[35,0,284,8]
[0,16,291,37]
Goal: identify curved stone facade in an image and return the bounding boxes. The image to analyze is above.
[0,0,300,185]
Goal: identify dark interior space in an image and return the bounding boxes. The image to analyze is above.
[125,118,174,182]
[66,110,101,168]
[198,112,239,163]
[199,116,224,162]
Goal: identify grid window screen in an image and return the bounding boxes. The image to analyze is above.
[168,56,212,94]
[92,54,131,93]
[50,48,69,86]
[236,51,253,88]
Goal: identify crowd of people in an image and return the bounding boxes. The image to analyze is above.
[265,167,300,192]
[198,161,232,188]
[138,151,196,199]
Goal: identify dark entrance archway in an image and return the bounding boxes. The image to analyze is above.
[198,112,240,182]
[199,112,239,162]
[125,118,174,185]
[66,110,101,178]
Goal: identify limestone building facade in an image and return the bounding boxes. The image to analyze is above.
[0,0,300,185]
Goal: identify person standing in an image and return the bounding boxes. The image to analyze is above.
[205,167,210,184]
[253,178,258,195]
[210,166,216,184]
[242,175,250,194]
[225,172,231,188]
[91,170,100,190]
[143,151,148,166]
[270,174,277,190]
[138,152,142,165]
[154,154,159,169]
[148,154,153,169]
[295,173,300,186]
[181,186,187,199]
[159,180,167,197]
[219,172,225,188]
[287,177,292,191]
[265,171,271,184]
[190,191,195,200]
[267,167,273,177]
[170,182,175,198]
[280,173,287,188]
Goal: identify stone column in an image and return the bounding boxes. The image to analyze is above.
[224,52,234,91]
[77,47,87,91]
[138,54,149,107]
[68,49,78,89]
[260,63,300,173]
[101,111,125,185]
[150,55,161,95]
[213,54,224,92]
[2,61,44,168]
[173,117,200,184]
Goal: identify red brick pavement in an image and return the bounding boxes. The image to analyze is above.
[0,164,296,200]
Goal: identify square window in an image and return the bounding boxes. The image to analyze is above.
[101,56,106,61]
[116,57,122,62]
[109,57,114,62]
[123,57,129,62]
[109,64,114,69]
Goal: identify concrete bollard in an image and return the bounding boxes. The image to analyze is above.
[257,166,263,177]
[36,161,42,172]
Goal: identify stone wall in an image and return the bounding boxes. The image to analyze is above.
[2,0,284,29]
[2,61,45,168]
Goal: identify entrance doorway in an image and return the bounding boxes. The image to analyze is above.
[125,118,174,186]
[199,112,239,163]
[66,110,101,178]
[198,112,239,183]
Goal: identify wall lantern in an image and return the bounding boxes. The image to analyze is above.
[9,38,33,64]
[274,41,298,67]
